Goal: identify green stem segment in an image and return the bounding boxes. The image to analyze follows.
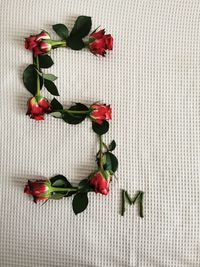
[48,40,67,48]
[139,192,144,218]
[50,186,78,193]
[132,191,142,205]
[121,190,126,216]
[103,142,108,151]
[36,56,41,96]
[125,191,133,205]
[99,135,103,169]
[63,109,90,114]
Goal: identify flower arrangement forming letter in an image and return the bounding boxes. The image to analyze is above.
[23,16,117,214]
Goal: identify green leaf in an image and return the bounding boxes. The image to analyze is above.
[78,179,89,188]
[103,152,118,172]
[108,140,116,151]
[38,54,54,68]
[67,16,91,50]
[51,98,63,111]
[43,73,57,81]
[70,16,92,38]
[62,112,85,124]
[44,80,59,96]
[36,69,57,81]
[50,175,72,188]
[92,121,109,135]
[62,103,89,124]
[72,192,88,215]
[64,190,77,198]
[50,112,62,118]
[70,103,88,111]
[67,36,85,50]
[23,64,43,95]
[52,24,69,40]
[78,179,92,193]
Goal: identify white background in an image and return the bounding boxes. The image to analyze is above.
[0,0,199,266]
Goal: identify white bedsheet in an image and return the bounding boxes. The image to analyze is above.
[0,0,199,266]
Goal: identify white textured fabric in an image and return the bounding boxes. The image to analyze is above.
[0,0,200,266]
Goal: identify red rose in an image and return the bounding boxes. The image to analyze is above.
[25,35,37,50]
[25,31,51,56]
[89,29,113,56]
[104,35,113,50]
[26,96,51,120]
[90,103,112,124]
[89,171,111,195]
[33,41,52,56]
[24,180,51,203]
[90,29,105,39]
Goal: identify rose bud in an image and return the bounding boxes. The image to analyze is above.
[26,96,51,120]
[25,31,51,56]
[24,180,51,203]
[90,103,112,124]
[33,41,52,56]
[89,29,113,56]
[25,35,37,50]
[89,171,111,195]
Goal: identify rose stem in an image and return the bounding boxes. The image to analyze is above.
[63,110,90,114]
[50,40,66,48]
[36,56,41,96]
[99,135,103,169]
[50,187,78,192]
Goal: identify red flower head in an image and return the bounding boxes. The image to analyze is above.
[25,31,51,56]
[26,96,51,120]
[89,171,111,195]
[25,35,37,50]
[89,29,113,56]
[24,180,51,203]
[90,103,112,124]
